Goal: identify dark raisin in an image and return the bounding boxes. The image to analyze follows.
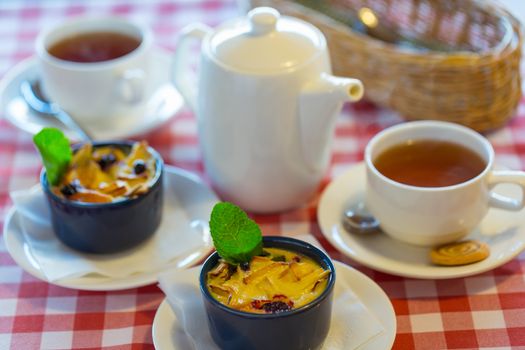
[259,250,271,257]
[133,160,147,174]
[271,255,286,262]
[227,264,237,275]
[60,183,77,197]
[292,256,301,263]
[240,262,250,271]
[262,301,291,313]
[97,153,116,170]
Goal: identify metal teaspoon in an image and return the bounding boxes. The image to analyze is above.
[342,201,382,235]
[20,80,93,142]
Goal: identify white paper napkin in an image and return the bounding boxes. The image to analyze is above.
[9,178,212,282]
[158,248,385,350]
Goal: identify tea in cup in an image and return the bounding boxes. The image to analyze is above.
[365,120,525,246]
[36,17,153,125]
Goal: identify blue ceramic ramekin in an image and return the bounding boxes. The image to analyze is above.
[41,141,164,254]
[199,236,336,350]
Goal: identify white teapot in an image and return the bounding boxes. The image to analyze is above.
[173,7,363,213]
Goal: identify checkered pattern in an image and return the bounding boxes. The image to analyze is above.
[0,1,524,349]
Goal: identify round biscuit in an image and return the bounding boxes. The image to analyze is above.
[430,240,490,266]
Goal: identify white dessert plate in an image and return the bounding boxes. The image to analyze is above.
[151,261,396,350]
[318,162,525,279]
[3,166,217,291]
[0,48,183,140]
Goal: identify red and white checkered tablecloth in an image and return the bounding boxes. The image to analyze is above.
[1,1,525,349]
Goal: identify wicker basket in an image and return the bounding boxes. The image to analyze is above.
[243,0,523,132]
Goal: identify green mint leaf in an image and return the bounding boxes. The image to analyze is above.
[33,127,72,186]
[209,202,263,264]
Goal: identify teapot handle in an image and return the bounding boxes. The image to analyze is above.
[172,23,211,112]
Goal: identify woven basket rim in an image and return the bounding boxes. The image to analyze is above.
[288,0,520,60]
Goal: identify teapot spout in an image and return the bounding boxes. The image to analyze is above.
[299,73,363,171]
[299,73,364,123]
[317,73,364,102]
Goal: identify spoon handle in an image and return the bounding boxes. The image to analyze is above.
[55,110,93,142]
[20,80,94,142]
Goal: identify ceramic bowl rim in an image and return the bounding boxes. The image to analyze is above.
[40,140,164,208]
[199,235,336,319]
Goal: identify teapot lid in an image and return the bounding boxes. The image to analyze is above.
[209,7,325,73]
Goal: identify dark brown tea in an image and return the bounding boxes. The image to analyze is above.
[373,140,486,187]
[48,32,141,63]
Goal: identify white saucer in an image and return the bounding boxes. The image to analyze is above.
[3,165,217,291]
[151,261,396,350]
[0,48,183,140]
[318,162,525,279]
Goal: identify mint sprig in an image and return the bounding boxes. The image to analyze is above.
[209,202,263,265]
[33,127,72,186]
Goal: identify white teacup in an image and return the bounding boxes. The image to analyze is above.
[36,17,153,125]
[365,120,525,246]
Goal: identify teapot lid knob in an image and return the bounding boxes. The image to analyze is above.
[248,7,279,35]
